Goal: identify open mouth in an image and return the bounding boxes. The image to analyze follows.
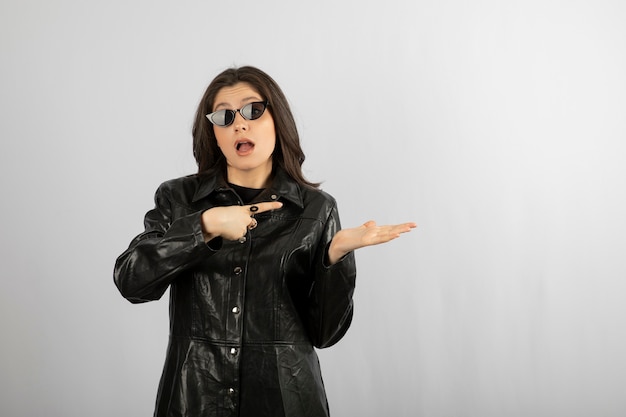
[236,140,255,153]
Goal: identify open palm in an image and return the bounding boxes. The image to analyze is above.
[328,220,417,264]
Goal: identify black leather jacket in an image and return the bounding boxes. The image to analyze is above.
[114,168,357,417]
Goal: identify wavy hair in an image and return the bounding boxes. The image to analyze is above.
[192,66,319,188]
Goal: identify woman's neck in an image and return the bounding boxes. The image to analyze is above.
[226,165,272,189]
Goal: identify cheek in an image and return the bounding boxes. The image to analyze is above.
[214,130,226,149]
[264,121,277,147]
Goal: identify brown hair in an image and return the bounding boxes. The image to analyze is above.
[192,66,319,188]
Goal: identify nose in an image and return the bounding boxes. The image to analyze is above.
[233,111,248,131]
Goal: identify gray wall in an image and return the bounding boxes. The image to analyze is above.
[2,1,626,416]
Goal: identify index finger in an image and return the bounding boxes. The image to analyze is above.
[246,201,283,214]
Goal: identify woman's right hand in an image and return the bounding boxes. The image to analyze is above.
[201,202,283,242]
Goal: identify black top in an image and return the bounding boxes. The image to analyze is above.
[229,183,264,204]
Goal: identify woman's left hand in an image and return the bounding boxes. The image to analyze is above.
[327,220,417,265]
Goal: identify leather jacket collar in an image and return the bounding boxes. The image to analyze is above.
[191,166,305,208]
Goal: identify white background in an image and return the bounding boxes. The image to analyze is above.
[2,1,626,416]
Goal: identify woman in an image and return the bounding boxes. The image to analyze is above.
[114,66,416,417]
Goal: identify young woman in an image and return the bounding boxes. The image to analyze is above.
[114,66,416,417]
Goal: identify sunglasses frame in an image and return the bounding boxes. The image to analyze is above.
[205,101,269,127]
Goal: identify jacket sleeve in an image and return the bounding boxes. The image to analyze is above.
[113,182,221,303]
[307,202,357,348]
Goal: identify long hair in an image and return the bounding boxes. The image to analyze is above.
[192,66,319,188]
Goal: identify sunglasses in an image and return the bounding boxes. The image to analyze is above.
[206,101,269,127]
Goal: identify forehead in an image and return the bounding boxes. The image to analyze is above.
[213,82,262,109]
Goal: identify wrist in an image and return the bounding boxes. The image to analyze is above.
[201,210,218,242]
[327,238,348,266]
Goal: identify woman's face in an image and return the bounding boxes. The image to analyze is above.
[212,82,276,187]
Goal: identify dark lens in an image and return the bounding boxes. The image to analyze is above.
[209,109,235,126]
[241,102,266,120]
[222,110,235,125]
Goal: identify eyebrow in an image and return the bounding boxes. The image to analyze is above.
[213,96,262,111]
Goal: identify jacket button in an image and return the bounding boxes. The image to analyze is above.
[238,236,247,243]
[231,306,240,314]
[228,388,235,395]
[233,266,243,275]
[230,347,238,355]
[270,194,278,200]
